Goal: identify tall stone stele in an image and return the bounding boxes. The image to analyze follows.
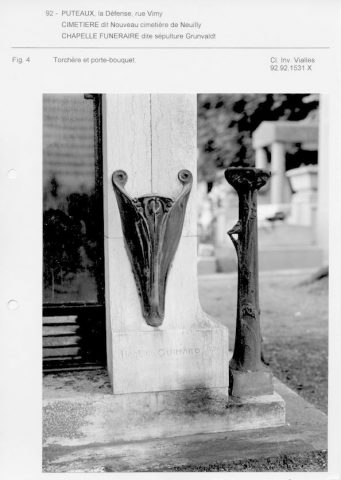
[225,167,273,397]
[103,94,229,394]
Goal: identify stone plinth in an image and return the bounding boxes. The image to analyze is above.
[103,94,229,394]
[111,328,227,393]
[44,389,285,445]
[43,371,285,447]
[252,121,319,206]
[43,374,324,473]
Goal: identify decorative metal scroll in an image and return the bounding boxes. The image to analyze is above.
[225,167,270,373]
[112,169,192,327]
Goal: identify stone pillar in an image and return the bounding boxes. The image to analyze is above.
[103,94,228,394]
[253,120,319,209]
[270,141,286,204]
[225,167,274,397]
[255,147,268,170]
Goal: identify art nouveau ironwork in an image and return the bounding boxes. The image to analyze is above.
[225,167,272,396]
[112,169,192,327]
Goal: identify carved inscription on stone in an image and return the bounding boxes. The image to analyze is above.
[112,328,229,393]
[120,347,200,360]
[119,345,216,360]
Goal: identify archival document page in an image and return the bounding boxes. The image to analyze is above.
[0,1,340,478]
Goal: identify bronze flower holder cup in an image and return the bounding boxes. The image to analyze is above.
[112,169,192,328]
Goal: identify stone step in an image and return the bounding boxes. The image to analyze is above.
[43,370,284,466]
[42,375,326,473]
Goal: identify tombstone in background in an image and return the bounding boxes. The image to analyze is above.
[197,175,238,275]
[103,94,229,394]
[253,121,318,210]
[209,172,238,248]
[253,120,320,229]
[206,174,239,273]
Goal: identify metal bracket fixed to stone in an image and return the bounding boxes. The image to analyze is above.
[112,169,192,328]
[225,167,273,397]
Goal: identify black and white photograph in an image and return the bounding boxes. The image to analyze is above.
[42,93,328,473]
[2,2,340,478]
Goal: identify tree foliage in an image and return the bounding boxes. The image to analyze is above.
[197,94,319,183]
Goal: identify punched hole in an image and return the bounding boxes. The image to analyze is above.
[7,299,19,311]
[8,169,17,180]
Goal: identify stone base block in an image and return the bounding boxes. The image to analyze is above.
[230,369,274,397]
[43,375,329,473]
[110,326,229,394]
[43,381,285,447]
